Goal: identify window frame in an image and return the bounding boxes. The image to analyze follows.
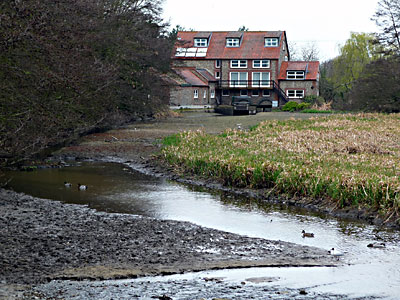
[286,89,304,98]
[230,60,247,68]
[203,90,207,99]
[215,60,221,68]
[252,72,271,87]
[262,90,270,97]
[222,90,229,96]
[264,38,279,47]
[286,71,305,80]
[226,38,240,47]
[210,90,215,99]
[215,71,221,79]
[251,90,259,97]
[253,59,270,68]
[229,72,248,87]
[194,89,199,99]
[194,38,208,47]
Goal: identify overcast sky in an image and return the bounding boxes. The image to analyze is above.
[162,0,380,61]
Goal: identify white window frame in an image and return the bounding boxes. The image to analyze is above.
[194,89,198,99]
[253,60,270,68]
[265,38,279,47]
[251,90,259,97]
[240,90,248,96]
[215,71,220,79]
[215,60,221,68]
[229,72,248,87]
[287,71,305,79]
[203,90,207,99]
[194,38,208,47]
[226,38,240,47]
[252,72,270,87]
[222,90,229,96]
[210,90,215,99]
[230,60,247,68]
[286,89,304,98]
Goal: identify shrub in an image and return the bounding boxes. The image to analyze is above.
[282,101,299,112]
[297,102,311,110]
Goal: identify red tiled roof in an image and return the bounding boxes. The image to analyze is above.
[174,31,286,59]
[278,61,320,80]
[173,67,209,86]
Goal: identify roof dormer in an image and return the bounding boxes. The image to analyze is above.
[264,37,279,47]
[193,32,211,47]
[226,32,243,47]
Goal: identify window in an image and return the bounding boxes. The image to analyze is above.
[262,90,270,97]
[222,90,229,96]
[240,90,247,96]
[203,90,207,99]
[194,89,198,98]
[252,72,270,87]
[252,90,259,97]
[231,60,247,68]
[287,71,305,79]
[215,60,221,68]
[253,60,270,68]
[194,38,208,47]
[230,72,248,87]
[211,90,215,99]
[287,90,304,98]
[226,38,240,47]
[215,71,220,79]
[265,38,279,47]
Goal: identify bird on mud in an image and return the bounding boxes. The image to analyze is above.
[367,242,386,248]
[329,248,343,260]
[302,230,314,238]
[64,182,72,188]
[77,183,88,190]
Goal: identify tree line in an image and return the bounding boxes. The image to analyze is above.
[0,0,173,165]
[320,0,400,112]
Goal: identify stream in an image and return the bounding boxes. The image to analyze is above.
[4,161,400,299]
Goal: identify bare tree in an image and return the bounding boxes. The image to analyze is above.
[300,42,320,61]
[372,0,400,55]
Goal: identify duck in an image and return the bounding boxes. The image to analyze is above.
[329,248,343,259]
[302,230,314,238]
[64,181,72,188]
[367,242,386,248]
[78,183,88,190]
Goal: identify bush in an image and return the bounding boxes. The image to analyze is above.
[297,102,311,110]
[282,101,299,112]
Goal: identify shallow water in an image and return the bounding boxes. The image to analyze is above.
[4,161,400,299]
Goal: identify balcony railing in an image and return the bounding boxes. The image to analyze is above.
[218,80,272,88]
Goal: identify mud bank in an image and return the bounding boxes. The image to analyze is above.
[0,188,336,296]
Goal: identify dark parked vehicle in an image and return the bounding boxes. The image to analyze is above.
[231,96,272,115]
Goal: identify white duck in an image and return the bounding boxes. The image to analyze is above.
[329,248,343,259]
[64,181,72,188]
[78,183,88,190]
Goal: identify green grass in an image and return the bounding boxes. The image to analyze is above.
[161,114,400,217]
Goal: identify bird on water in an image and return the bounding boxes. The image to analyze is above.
[78,183,88,190]
[302,230,314,238]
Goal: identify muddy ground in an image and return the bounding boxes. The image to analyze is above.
[0,111,387,299]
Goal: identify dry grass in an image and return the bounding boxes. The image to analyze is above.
[162,113,400,217]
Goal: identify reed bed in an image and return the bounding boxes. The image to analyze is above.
[161,114,400,215]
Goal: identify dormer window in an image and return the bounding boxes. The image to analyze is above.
[265,38,279,47]
[287,71,305,79]
[226,38,240,47]
[194,38,208,47]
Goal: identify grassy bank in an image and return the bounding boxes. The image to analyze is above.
[161,113,400,218]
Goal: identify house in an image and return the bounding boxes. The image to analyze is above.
[170,31,319,108]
